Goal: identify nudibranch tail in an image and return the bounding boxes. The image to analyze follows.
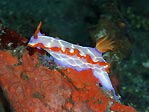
[92,69,118,100]
[96,35,114,53]
[34,21,42,39]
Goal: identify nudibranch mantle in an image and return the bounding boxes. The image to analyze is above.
[28,22,117,100]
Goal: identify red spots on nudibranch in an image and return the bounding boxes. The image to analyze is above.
[34,21,42,39]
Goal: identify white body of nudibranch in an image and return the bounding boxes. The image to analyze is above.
[28,23,117,100]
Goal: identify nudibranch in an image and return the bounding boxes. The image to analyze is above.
[28,22,117,100]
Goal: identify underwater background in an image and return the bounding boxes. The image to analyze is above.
[0,0,148,111]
